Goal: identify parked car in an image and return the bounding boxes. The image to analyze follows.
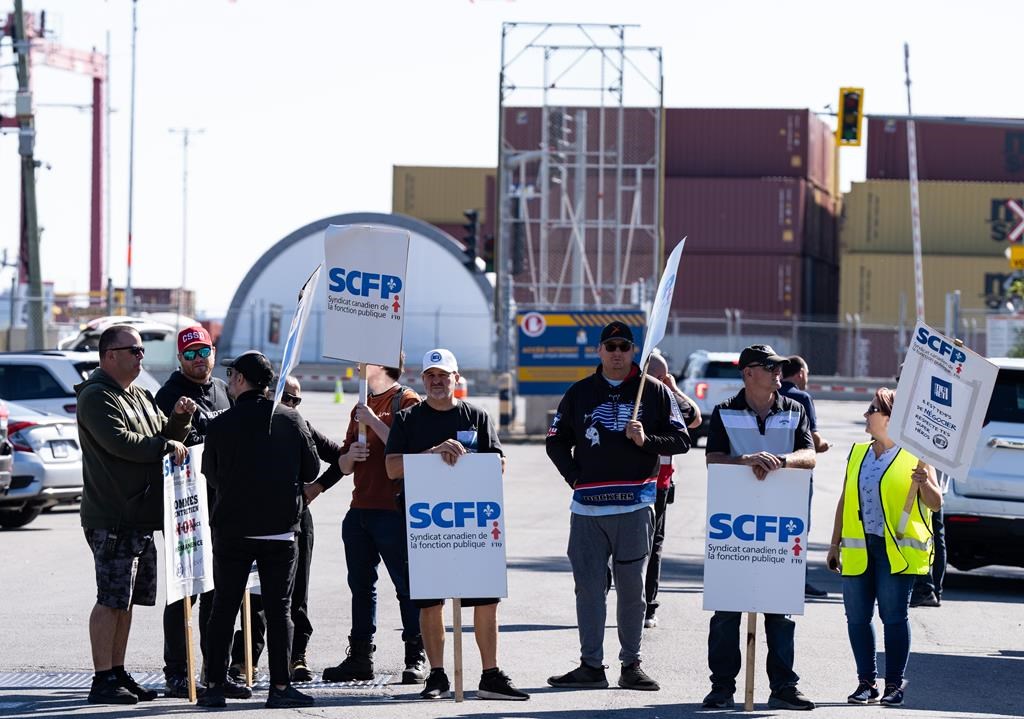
[57,315,186,383]
[0,350,160,417]
[679,351,743,440]
[943,357,1024,571]
[0,401,82,528]
[0,400,13,496]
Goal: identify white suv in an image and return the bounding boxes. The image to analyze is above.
[0,350,160,416]
[943,357,1024,571]
[679,351,743,440]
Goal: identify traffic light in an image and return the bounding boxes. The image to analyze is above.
[462,209,479,269]
[836,87,865,146]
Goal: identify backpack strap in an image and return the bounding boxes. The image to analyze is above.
[392,384,412,417]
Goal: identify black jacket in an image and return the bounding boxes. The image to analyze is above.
[155,370,232,447]
[202,390,319,536]
[546,364,691,503]
[308,422,343,489]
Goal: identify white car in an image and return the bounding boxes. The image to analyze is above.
[58,315,186,383]
[679,351,743,439]
[0,350,160,417]
[0,401,82,528]
[942,357,1024,571]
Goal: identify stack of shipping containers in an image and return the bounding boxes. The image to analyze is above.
[839,119,1024,329]
[391,166,496,251]
[663,109,839,320]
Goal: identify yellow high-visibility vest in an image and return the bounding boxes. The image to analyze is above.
[840,442,933,576]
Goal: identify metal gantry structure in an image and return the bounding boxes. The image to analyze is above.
[495,22,664,372]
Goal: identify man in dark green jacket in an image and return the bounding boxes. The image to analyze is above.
[77,324,195,705]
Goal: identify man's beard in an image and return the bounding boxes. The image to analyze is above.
[182,363,212,383]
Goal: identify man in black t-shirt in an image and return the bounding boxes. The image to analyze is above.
[385,349,528,703]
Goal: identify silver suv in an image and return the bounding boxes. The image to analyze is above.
[943,357,1024,571]
[679,351,743,440]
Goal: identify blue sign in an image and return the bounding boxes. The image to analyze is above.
[516,310,645,396]
[708,513,805,543]
[408,501,502,529]
[930,377,953,407]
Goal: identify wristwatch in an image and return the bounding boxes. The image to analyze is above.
[779,454,787,468]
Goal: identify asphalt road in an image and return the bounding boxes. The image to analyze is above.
[1,393,1021,719]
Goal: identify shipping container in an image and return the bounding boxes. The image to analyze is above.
[664,109,835,191]
[392,166,494,223]
[503,106,658,165]
[839,252,1013,326]
[841,179,1024,255]
[664,177,837,262]
[867,117,1024,182]
[663,243,838,319]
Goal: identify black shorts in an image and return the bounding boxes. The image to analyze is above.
[414,597,500,609]
[84,528,158,609]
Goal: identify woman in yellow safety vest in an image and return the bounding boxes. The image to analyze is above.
[825,387,942,709]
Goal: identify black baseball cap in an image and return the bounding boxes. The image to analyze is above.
[223,350,275,388]
[600,321,635,345]
[738,344,787,368]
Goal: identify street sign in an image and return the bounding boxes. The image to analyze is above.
[516,310,645,395]
[1007,200,1024,244]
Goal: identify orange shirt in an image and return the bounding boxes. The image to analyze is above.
[340,384,420,510]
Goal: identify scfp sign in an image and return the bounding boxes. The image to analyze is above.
[408,501,502,529]
[708,513,805,543]
[327,268,403,299]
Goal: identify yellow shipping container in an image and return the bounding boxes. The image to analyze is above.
[392,166,494,223]
[841,180,1024,255]
[839,252,1013,326]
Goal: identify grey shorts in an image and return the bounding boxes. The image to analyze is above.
[84,528,158,609]
[414,597,499,609]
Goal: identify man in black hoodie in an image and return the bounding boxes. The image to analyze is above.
[199,351,320,709]
[154,325,238,699]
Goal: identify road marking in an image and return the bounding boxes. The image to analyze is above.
[0,671,394,691]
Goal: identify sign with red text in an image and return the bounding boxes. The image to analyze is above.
[162,445,214,604]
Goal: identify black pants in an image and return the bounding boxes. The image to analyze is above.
[912,508,946,598]
[162,591,214,679]
[206,534,298,687]
[644,487,670,612]
[230,509,315,667]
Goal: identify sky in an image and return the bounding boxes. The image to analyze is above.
[0,0,1019,317]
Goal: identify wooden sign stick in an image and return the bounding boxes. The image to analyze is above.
[744,612,757,712]
[452,598,464,702]
[183,595,197,703]
[242,590,254,687]
[630,354,653,421]
[358,363,368,443]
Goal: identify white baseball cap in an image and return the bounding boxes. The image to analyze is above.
[422,348,458,373]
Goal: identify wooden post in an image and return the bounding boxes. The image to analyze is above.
[743,612,757,712]
[183,595,197,703]
[242,590,253,687]
[358,363,368,443]
[896,460,926,539]
[452,598,464,702]
[630,355,653,421]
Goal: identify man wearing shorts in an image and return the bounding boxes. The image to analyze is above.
[77,325,194,704]
[385,348,528,701]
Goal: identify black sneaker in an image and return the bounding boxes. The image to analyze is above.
[618,661,659,691]
[266,684,315,709]
[115,669,157,701]
[547,662,608,689]
[228,663,254,685]
[222,677,252,699]
[910,591,941,608]
[478,669,529,700]
[291,656,314,683]
[164,674,190,699]
[702,687,735,708]
[196,684,225,709]
[420,669,451,700]
[804,582,828,598]
[644,612,659,628]
[848,680,880,704]
[88,673,138,705]
[768,686,815,711]
[880,682,906,707]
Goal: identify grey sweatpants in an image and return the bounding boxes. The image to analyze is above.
[567,506,655,666]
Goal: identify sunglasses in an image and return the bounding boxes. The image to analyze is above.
[746,361,779,372]
[108,345,145,357]
[281,392,302,407]
[182,346,212,361]
[866,404,883,415]
[602,341,633,353]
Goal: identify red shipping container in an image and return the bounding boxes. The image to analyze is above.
[664,109,835,191]
[667,246,838,319]
[664,177,837,262]
[866,117,1024,182]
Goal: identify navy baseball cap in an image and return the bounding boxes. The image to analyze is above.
[600,321,635,345]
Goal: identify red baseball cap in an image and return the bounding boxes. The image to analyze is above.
[178,325,212,354]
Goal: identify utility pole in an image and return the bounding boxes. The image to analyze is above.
[125,0,138,313]
[12,0,44,348]
[168,127,204,322]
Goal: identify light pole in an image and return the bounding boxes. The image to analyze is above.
[168,127,203,324]
[125,0,138,314]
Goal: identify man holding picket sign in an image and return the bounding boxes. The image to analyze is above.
[702,344,816,711]
[385,348,528,702]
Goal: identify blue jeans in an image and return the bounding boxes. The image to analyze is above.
[342,508,420,642]
[708,611,799,692]
[842,533,916,685]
